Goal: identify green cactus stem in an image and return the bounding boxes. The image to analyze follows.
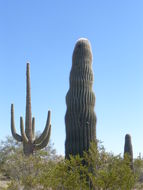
[124,134,134,170]
[11,63,51,156]
[65,38,96,158]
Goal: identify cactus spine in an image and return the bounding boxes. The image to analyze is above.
[124,134,134,170]
[65,38,96,158]
[11,63,51,156]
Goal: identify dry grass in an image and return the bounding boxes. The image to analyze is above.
[0,173,10,189]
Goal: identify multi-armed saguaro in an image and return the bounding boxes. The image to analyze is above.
[11,63,51,156]
[124,134,134,170]
[65,38,96,158]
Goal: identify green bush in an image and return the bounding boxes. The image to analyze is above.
[39,142,136,190]
[0,137,139,190]
[0,136,62,189]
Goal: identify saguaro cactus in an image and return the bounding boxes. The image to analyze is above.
[124,134,134,170]
[11,63,51,156]
[65,38,96,158]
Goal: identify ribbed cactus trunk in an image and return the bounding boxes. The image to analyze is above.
[24,63,33,155]
[65,38,96,158]
[124,134,134,170]
[25,63,33,142]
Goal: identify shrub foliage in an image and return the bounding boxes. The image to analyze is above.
[0,137,141,190]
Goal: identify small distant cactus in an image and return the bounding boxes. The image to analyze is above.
[65,38,96,158]
[124,134,134,170]
[11,63,51,156]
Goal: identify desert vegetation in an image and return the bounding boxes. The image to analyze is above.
[0,38,142,189]
[0,137,143,189]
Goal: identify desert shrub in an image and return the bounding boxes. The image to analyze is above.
[0,137,138,190]
[134,157,143,180]
[84,142,136,189]
[5,155,45,189]
[0,136,22,171]
[39,141,136,190]
[0,136,62,190]
[40,154,89,190]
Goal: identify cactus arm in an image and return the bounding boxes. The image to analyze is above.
[11,63,51,156]
[34,124,51,150]
[32,117,35,140]
[11,104,22,142]
[34,111,51,144]
[20,117,29,143]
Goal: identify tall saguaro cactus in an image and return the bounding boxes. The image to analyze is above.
[124,134,134,170]
[11,63,51,156]
[65,38,96,158]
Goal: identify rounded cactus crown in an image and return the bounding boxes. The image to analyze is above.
[125,134,131,142]
[72,38,92,66]
[124,134,133,156]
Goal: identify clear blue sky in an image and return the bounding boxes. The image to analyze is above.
[0,0,143,158]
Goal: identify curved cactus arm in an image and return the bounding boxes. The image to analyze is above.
[34,124,51,150]
[11,104,22,142]
[32,117,35,140]
[34,111,51,144]
[20,117,29,143]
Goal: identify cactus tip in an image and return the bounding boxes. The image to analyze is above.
[72,37,92,64]
[76,37,91,46]
[125,134,131,139]
[11,104,14,110]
